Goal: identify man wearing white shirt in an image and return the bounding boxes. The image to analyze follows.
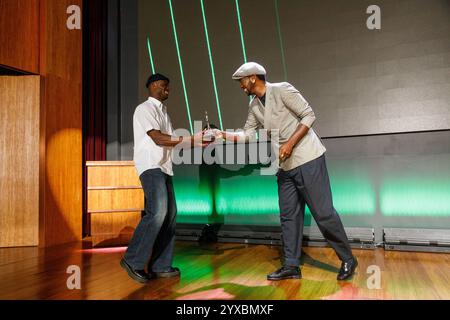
[120,74,208,284]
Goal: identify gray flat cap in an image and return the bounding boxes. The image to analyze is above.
[232,62,266,80]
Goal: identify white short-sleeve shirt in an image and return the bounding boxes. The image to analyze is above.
[133,97,174,176]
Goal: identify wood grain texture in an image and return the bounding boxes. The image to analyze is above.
[40,0,83,81]
[86,161,135,167]
[0,242,449,300]
[0,0,40,73]
[0,76,40,247]
[87,164,141,188]
[0,0,83,247]
[38,0,83,247]
[87,189,144,212]
[90,211,142,247]
[40,74,83,246]
[87,162,144,247]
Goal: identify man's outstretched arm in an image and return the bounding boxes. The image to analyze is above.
[148,130,209,148]
[220,106,260,142]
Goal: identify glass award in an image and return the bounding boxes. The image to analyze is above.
[203,111,215,142]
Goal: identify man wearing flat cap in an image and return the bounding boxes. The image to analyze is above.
[220,62,358,281]
[120,73,210,284]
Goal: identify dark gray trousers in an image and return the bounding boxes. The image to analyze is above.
[277,154,353,267]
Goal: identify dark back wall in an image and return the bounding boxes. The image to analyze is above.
[104,0,450,240]
[108,0,450,159]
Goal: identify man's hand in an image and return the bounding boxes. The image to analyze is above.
[218,131,244,142]
[279,124,311,161]
[192,129,214,147]
[279,142,294,161]
[213,130,224,140]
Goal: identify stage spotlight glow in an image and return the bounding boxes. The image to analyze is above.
[381,178,450,217]
[214,170,376,217]
[173,179,213,216]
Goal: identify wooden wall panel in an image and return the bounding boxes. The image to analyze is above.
[39,0,83,247]
[0,0,40,73]
[0,76,40,247]
[40,0,83,81]
[40,75,83,246]
[0,0,83,247]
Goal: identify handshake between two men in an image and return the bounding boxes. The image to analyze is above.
[194,127,292,162]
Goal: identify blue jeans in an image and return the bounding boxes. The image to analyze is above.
[124,168,177,271]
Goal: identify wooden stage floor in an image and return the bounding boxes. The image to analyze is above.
[0,241,449,300]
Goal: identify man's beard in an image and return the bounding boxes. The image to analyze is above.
[160,91,169,101]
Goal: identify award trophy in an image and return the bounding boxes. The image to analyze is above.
[203,111,215,142]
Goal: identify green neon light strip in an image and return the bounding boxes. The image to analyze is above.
[235,0,247,63]
[200,0,224,131]
[168,0,193,133]
[274,0,288,81]
[146,36,156,74]
[235,0,252,103]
